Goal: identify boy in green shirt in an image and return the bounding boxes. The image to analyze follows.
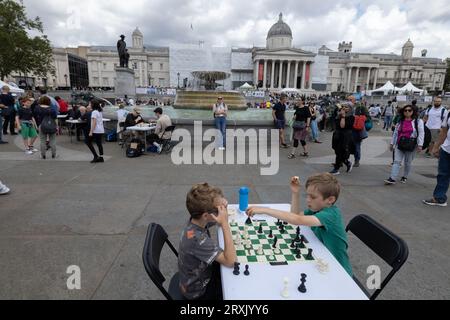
[246,173,353,276]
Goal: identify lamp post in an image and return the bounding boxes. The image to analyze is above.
[177,72,180,88]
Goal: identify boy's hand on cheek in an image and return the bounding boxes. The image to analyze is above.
[212,206,228,227]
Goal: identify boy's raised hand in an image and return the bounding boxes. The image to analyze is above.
[246,207,268,217]
[290,176,301,194]
[211,205,229,227]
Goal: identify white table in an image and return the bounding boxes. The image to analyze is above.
[125,125,157,152]
[218,204,368,300]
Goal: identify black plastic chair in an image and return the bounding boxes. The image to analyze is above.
[142,223,185,300]
[346,214,409,300]
[159,125,176,153]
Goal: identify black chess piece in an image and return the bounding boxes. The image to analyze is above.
[244,265,250,276]
[258,223,263,234]
[295,244,302,259]
[268,230,273,238]
[296,226,301,234]
[283,221,288,225]
[306,248,313,260]
[298,273,307,293]
[276,219,281,226]
[233,262,240,276]
[290,239,296,248]
[245,216,252,225]
[279,224,285,233]
[272,235,278,249]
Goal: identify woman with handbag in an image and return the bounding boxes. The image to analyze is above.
[384,105,424,185]
[288,100,311,159]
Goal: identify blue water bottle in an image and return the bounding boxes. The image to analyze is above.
[239,187,249,213]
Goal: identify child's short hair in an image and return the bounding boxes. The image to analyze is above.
[186,183,224,219]
[306,173,341,203]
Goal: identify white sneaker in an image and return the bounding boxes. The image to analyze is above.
[25,150,33,155]
[0,184,10,195]
[157,145,163,154]
[30,147,39,153]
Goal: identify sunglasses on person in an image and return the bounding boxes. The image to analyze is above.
[403,109,413,113]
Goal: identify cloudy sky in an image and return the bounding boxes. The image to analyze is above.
[23,0,450,58]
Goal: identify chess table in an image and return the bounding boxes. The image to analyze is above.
[218,204,368,300]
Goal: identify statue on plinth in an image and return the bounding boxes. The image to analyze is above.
[117,35,127,68]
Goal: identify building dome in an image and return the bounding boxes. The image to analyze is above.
[403,38,414,48]
[267,13,292,39]
[132,27,143,37]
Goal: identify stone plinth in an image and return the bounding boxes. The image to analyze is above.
[114,67,136,98]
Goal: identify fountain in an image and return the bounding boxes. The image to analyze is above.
[174,71,247,110]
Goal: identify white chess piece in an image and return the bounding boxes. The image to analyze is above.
[235,235,241,246]
[257,246,264,255]
[231,218,236,226]
[245,240,252,249]
[281,277,290,298]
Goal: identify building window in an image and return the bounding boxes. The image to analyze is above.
[339,70,343,77]
[385,71,388,78]
[430,75,433,79]
[329,69,333,76]
[103,63,107,70]
[159,78,165,86]
[103,78,109,86]
[133,63,138,70]
[409,72,412,79]
[160,63,164,71]
[93,77,99,85]
[149,63,153,70]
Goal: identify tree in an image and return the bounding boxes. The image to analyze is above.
[0,0,55,81]
[444,58,450,92]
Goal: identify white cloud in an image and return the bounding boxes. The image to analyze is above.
[21,0,450,59]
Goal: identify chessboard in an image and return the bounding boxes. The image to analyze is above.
[230,219,316,266]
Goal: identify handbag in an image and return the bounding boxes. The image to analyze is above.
[398,137,417,151]
[397,119,418,152]
[292,120,306,130]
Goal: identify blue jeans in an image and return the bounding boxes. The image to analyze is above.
[310,120,319,141]
[0,114,3,141]
[433,149,450,203]
[390,147,415,180]
[352,131,361,162]
[215,117,227,147]
[384,115,393,130]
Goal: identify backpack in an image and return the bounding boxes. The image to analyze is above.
[353,115,367,131]
[105,130,117,142]
[40,114,57,134]
[365,116,373,132]
[126,138,144,158]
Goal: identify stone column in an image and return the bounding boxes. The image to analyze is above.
[263,60,268,89]
[354,67,360,92]
[366,68,371,91]
[307,62,312,89]
[270,60,275,89]
[301,61,306,90]
[254,60,259,87]
[373,69,378,90]
[286,61,291,88]
[347,67,352,92]
[294,61,299,89]
[279,60,283,89]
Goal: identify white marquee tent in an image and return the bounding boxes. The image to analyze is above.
[369,81,402,95]
[398,82,424,94]
[0,80,25,94]
[239,82,253,90]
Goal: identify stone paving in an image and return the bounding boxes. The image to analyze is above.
[0,125,448,300]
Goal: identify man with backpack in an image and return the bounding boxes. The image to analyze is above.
[382,101,395,131]
[423,96,448,158]
[423,110,450,207]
